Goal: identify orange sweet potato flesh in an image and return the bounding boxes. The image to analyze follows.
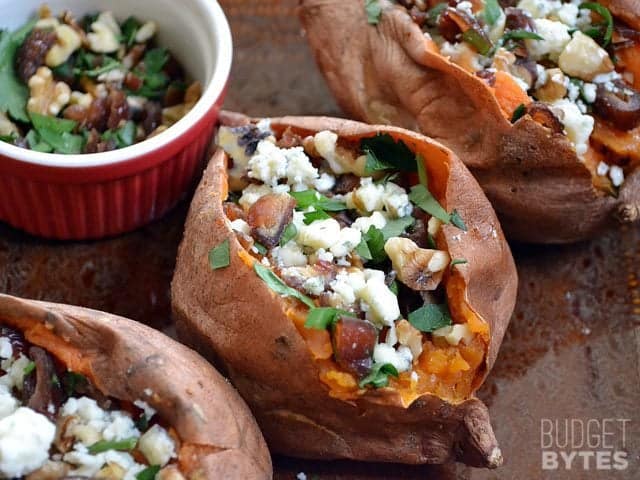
[171,113,517,467]
[0,294,272,480]
[298,0,640,243]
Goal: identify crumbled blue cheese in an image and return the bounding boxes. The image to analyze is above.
[0,407,56,477]
[0,338,11,359]
[217,126,254,181]
[609,165,624,187]
[302,276,325,296]
[329,227,362,258]
[526,19,571,62]
[359,270,400,326]
[432,324,473,346]
[352,211,387,233]
[248,141,288,187]
[297,218,342,250]
[549,99,594,156]
[329,270,366,306]
[517,0,557,19]
[272,242,308,267]
[346,177,385,213]
[440,41,485,72]
[138,424,176,467]
[596,161,610,176]
[229,218,251,236]
[0,389,18,421]
[0,354,31,391]
[382,182,413,218]
[286,147,320,192]
[372,344,413,373]
[558,31,613,81]
[238,184,272,210]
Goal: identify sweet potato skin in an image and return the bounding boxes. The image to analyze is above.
[0,294,272,480]
[171,114,517,467]
[298,0,640,243]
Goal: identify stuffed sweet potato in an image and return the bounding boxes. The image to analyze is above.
[0,294,272,479]
[299,0,640,243]
[171,113,517,467]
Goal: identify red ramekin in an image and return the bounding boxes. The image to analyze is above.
[0,0,232,239]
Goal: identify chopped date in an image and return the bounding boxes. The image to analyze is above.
[16,29,58,83]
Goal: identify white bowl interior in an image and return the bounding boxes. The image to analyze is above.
[0,0,232,168]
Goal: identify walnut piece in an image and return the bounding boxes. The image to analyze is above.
[0,111,19,137]
[27,67,71,116]
[87,11,121,53]
[45,24,82,68]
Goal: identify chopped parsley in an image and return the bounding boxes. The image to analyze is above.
[359,362,399,388]
[305,307,353,330]
[361,133,417,174]
[208,239,230,270]
[88,437,138,455]
[0,20,35,122]
[289,190,347,212]
[254,263,315,308]
[365,0,382,25]
[408,303,452,332]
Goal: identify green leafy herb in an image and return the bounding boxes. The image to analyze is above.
[253,263,315,308]
[355,237,373,261]
[88,437,138,455]
[253,242,268,255]
[0,132,17,143]
[0,20,36,122]
[408,304,452,332]
[208,239,230,270]
[427,232,437,249]
[450,258,468,270]
[303,210,332,224]
[359,363,399,388]
[133,48,170,98]
[305,307,352,330]
[29,113,85,154]
[389,279,399,296]
[450,209,467,231]
[102,121,136,149]
[75,56,121,78]
[136,465,161,480]
[63,371,87,396]
[462,29,492,56]
[502,30,544,42]
[380,216,415,240]
[427,3,447,25]
[23,361,36,376]
[280,223,298,246]
[416,154,428,188]
[361,226,386,264]
[25,130,53,153]
[511,103,526,123]
[361,133,417,173]
[289,190,347,212]
[135,413,149,431]
[409,185,450,223]
[579,3,613,46]
[484,0,502,26]
[365,0,382,24]
[120,16,142,46]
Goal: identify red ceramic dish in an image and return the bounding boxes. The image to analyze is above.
[0,0,232,239]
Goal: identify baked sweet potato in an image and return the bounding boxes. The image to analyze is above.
[0,293,272,479]
[299,0,640,243]
[171,112,517,467]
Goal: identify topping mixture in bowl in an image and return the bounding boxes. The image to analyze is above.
[215,122,488,402]
[0,326,178,478]
[0,5,201,154]
[381,0,639,192]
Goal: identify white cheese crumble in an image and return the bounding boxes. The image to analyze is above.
[138,424,176,467]
[549,99,594,156]
[558,31,613,81]
[352,211,387,233]
[526,19,571,62]
[359,270,400,327]
[373,344,413,373]
[229,218,251,236]
[297,218,342,250]
[432,324,474,346]
[609,165,624,187]
[0,407,56,477]
[0,338,11,359]
[272,242,307,267]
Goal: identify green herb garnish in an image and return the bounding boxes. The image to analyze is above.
[361,133,417,174]
[450,258,468,270]
[450,209,467,231]
[303,210,332,224]
[502,30,544,42]
[305,307,352,330]
[484,0,502,27]
[29,113,84,154]
[511,103,527,123]
[360,226,386,264]
[359,363,399,388]
[0,20,36,122]
[579,3,613,46]
[23,361,36,376]
[409,185,450,223]
[74,56,121,78]
[64,371,87,396]
[365,0,382,25]
[289,190,347,212]
[389,279,399,296]
[120,16,142,47]
[253,242,268,255]
[279,223,298,246]
[427,3,447,25]
[254,263,315,308]
[408,304,452,332]
[462,29,493,56]
[380,216,415,239]
[136,465,161,480]
[355,237,373,260]
[102,121,136,149]
[25,130,53,153]
[208,239,230,270]
[88,437,138,455]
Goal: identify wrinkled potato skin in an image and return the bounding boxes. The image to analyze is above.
[171,113,517,467]
[298,0,640,243]
[0,294,272,480]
